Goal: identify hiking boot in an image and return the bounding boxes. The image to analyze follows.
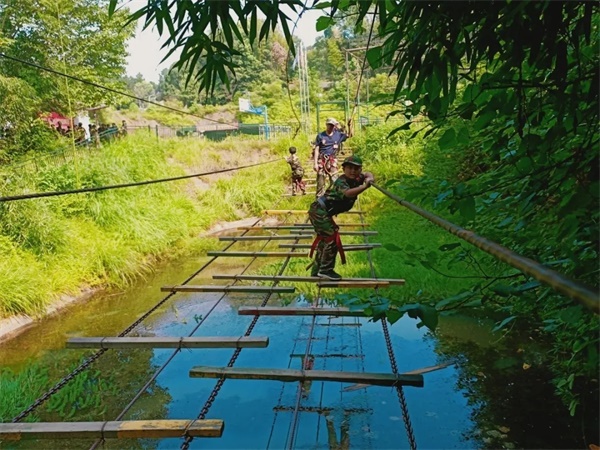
[317,269,342,280]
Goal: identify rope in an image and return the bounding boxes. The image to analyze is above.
[11,202,285,423]
[370,182,600,314]
[349,4,379,121]
[0,52,240,128]
[0,158,280,202]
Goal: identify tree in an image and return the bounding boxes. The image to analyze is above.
[0,0,135,113]
[111,0,599,414]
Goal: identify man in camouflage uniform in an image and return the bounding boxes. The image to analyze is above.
[286,146,306,195]
[308,155,374,279]
[313,117,353,197]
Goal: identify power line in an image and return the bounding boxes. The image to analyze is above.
[0,52,239,128]
[0,159,279,202]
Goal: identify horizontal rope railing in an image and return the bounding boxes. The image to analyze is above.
[0,159,279,202]
[371,183,599,314]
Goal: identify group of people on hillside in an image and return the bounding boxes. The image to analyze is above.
[54,120,128,147]
[285,117,375,281]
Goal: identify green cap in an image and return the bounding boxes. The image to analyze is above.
[342,155,363,167]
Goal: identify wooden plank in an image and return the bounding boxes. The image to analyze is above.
[238,306,365,317]
[189,366,423,388]
[294,223,371,227]
[206,251,309,258]
[283,192,316,197]
[237,224,370,230]
[0,420,224,440]
[161,285,295,293]
[218,235,312,241]
[289,230,378,236]
[66,336,269,349]
[212,275,405,285]
[279,243,381,250]
[342,362,453,392]
[262,210,364,215]
[317,281,390,288]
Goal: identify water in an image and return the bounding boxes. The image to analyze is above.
[0,252,596,450]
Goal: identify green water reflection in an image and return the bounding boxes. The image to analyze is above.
[0,252,596,449]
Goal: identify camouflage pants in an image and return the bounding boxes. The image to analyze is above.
[308,201,338,275]
[291,175,306,195]
[316,155,338,197]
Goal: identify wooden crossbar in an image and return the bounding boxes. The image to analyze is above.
[290,230,378,236]
[218,235,312,241]
[161,285,295,293]
[263,210,364,215]
[238,224,370,230]
[66,337,269,349]
[294,223,370,227]
[238,306,364,317]
[212,275,405,285]
[206,251,309,258]
[317,281,390,288]
[0,420,224,440]
[283,192,316,197]
[189,366,423,388]
[279,243,381,251]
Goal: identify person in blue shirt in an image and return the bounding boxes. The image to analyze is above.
[313,117,353,197]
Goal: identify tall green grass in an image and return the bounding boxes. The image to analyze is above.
[0,133,291,317]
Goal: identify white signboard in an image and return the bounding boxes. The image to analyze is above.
[239,98,251,112]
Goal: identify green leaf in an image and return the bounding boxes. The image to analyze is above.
[458,196,476,221]
[383,243,402,252]
[438,128,457,149]
[386,308,403,324]
[316,16,333,32]
[492,315,516,332]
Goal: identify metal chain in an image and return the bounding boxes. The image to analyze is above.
[181,218,297,450]
[381,319,418,450]
[356,197,418,450]
[11,213,268,423]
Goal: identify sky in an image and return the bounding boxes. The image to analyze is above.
[125,8,323,83]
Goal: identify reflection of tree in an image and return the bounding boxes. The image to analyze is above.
[430,329,599,449]
[7,347,173,449]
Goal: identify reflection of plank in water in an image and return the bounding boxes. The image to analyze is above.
[290,353,364,359]
[272,406,371,414]
[342,362,453,392]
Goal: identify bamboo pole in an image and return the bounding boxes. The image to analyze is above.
[66,336,270,349]
[238,306,365,317]
[206,251,309,258]
[161,285,295,293]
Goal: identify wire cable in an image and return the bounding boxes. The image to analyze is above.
[0,52,239,128]
[0,158,279,202]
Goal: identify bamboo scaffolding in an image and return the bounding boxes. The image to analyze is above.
[189,366,423,388]
[66,336,270,349]
[0,420,224,440]
[161,285,295,293]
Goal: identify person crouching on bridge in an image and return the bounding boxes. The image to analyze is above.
[308,155,374,280]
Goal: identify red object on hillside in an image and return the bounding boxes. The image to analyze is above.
[41,112,71,131]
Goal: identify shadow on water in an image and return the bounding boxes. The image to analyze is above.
[0,251,597,449]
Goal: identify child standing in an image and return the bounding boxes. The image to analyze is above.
[286,146,306,196]
[308,155,375,279]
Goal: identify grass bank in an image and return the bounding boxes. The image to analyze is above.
[0,132,298,318]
